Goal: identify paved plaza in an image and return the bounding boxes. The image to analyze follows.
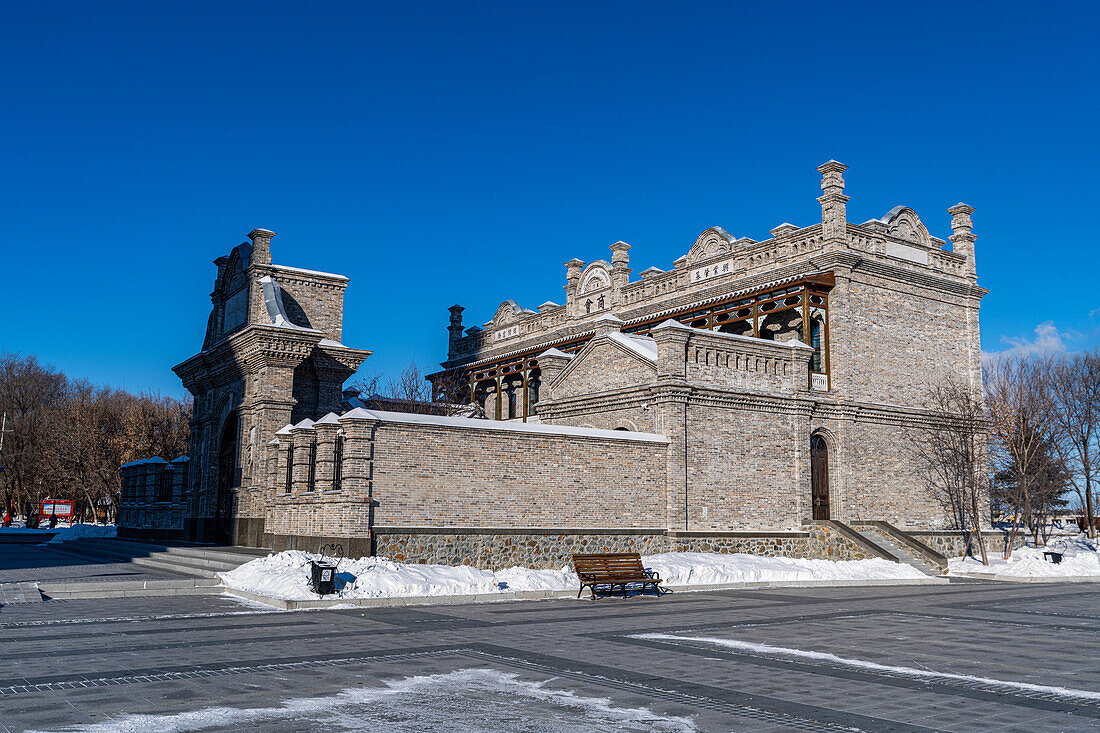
[0,544,1097,732]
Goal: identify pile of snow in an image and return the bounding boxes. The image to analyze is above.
[219,549,927,602]
[644,552,926,585]
[45,523,117,543]
[949,534,1100,578]
[219,551,576,601]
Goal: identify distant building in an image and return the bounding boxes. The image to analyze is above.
[153,162,990,565]
[118,456,189,539]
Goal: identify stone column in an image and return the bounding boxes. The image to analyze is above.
[592,313,624,338]
[534,349,573,402]
[447,305,465,359]
[949,204,982,393]
[610,241,631,296]
[651,320,690,383]
[312,420,340,493]
[948,203,977,279]
[291,425,314,494]
[564,258,584,317]
[651,320,691,531]
[817,161,849,241]
[248,228,275,266]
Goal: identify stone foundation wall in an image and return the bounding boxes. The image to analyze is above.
[369,524,872,569]
[909,530,1024,558]
[373,529,667,569]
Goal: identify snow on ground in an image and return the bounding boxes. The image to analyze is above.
[635,633,1100,703]
[219,550,926,602]
[45,523,117,543]
[949,534,1100,578]
[644,552,925,585]
[0,521,116,542]
[27,668,697,733]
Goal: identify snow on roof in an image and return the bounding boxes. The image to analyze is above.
[260,275,322,333]
[318,338,344,348]
[593,313,624,324]
[119,456,169,469]
[271,315,318,332]
[607,332,658,362]
[537,301,561,309]
[639,266,665,276]
[337,408,668,443]
[275,424,295,435]
[170,456,190,463]
[270,263,349,281]
[314,412,341,425]
[537,347,573,359]
[292,418,315,430]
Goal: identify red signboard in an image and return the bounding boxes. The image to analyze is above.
[40,499,75,523]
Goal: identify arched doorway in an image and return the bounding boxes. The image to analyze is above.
[810,434,830,520]
[215,412,239,545]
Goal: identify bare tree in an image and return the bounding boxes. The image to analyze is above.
[352,363,482,417]
[984,355,1061,558]
[0,352,190,524]
[0,353,68,519]
[1049,351,1100,538]
[992,430,1069,546]
[912,376,990,564]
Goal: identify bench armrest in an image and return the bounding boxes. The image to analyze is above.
[644,568,660,581]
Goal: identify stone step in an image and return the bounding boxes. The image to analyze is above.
[145,551,244,571]
[38,577,221,600]
[157,545,269,565]
[844,521,948,577]
[81,537,267,566]
[128,556,224,579]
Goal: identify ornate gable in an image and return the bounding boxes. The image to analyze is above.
[578,261,611,294]
[879,206,933,246]
[491,300,524,327]
[686,227,736,264]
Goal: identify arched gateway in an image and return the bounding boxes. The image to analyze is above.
[215,412,239,544]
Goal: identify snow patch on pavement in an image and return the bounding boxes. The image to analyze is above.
[28,668,697,732]
[636,633,1100,702]
[44,523,117,543]
[219,549,928,602]
[948,534,1100,578]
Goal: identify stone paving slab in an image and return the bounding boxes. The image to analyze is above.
[0,544,188,586]
[0,583,41,604]
[0,580,1095,731]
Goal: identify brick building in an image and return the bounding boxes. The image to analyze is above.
[118,456,189,540]
[155,161,987,565]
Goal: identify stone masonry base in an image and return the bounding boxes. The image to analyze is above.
[227,522,932,570]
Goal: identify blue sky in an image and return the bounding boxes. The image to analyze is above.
[2,2,1097,397]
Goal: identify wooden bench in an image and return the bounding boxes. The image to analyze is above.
[571,552,663,599]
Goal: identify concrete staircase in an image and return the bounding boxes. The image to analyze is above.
[36,538,269,600]
[847,521,949,576]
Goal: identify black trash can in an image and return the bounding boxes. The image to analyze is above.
[310,560,338,596]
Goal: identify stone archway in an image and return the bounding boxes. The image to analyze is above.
[215,412,239,545]
[811,434,830,520]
